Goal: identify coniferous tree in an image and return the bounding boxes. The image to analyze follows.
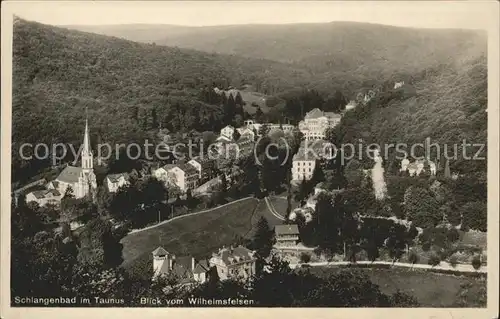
[294,177,309,204]
[251,217,274,258]
[255,107,265,123]
[151,108,158,129]
[220,173,228,192]
[225,94,236,125]
[233,129,241,141]
[444,159,451,178]
[235,92,244,113]
[310,160,326,188]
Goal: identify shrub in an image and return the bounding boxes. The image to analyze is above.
[471,256,482,270]
[438,248,453,260]
[408,251,419,265]
[300,252,311,264]
[428,254,441,267]
[422,242,431,252]
[448,255,458,268]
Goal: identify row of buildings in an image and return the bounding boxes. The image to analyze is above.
[217,120,295,143]
[23,116,263,207]
[152,245,257,285]
[152,223,303,285]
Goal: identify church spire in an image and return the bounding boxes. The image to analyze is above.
[82,110,93,170]
[83,117,91,156]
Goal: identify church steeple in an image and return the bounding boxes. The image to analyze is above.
[82,113,93,170]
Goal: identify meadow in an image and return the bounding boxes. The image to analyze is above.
[307,266,487,307]
[120,197,283,278]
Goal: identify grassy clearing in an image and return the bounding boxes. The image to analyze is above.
[307,266,487,307]
[268,196,300,216]
[239,91,285,114]
[121,197,285,277]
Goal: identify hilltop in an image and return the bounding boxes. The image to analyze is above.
[66,21,486,79]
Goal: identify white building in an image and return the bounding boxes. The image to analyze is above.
[268,123,294,133]
[106,173,130,193]
[154,163,200,192]
[209,246,256,281]
[25,189,63,207]
[298,108,342,141]
[236,127,256,141]
[345,100,357,111]
[401,158,437,177]
[291,150,317,182]
[242,120,294,136]
[400,158,410,172]
[394,81,405,89]
[187,159,202,179]
[291,140,334,182]
[220,125,235,140]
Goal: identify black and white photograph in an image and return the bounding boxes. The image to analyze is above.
[1,0,498,316]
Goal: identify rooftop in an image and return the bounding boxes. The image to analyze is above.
[152,246,169,256]
[106,172,130,183]
[56,165,83,184]
[275,224,300,236]
[304,108,342,120]
[30,189,62,199]
[212,245,256,265]
[177,163,199,175]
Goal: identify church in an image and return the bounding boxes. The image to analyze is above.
[26,119,97,207]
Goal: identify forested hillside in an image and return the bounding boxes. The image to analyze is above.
[13,19,311,144]
[67,22,486,80]
[328,53,487,175]
[11,19,313,182]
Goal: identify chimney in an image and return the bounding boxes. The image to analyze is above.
[192,257,195,271]
[169,255,176,270]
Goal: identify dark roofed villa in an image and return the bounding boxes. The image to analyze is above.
[275,224,300,247]
[152,247,212,285]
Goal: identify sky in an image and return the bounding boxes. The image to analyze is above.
[6,1,497,30]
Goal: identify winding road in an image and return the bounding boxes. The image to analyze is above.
[264,196,286,221]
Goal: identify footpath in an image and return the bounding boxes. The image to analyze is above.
[264,197,286,221]
[127,196,254,235]
[289,260,487,274]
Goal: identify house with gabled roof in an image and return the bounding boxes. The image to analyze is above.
[220,125,235,140]
[188,157,216,183]
[274,224,300,247]
[106,172,131,193]
[25,189,63,207]
[209,245,257,281]
[154,162,200,192]
[152,247,211,285]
